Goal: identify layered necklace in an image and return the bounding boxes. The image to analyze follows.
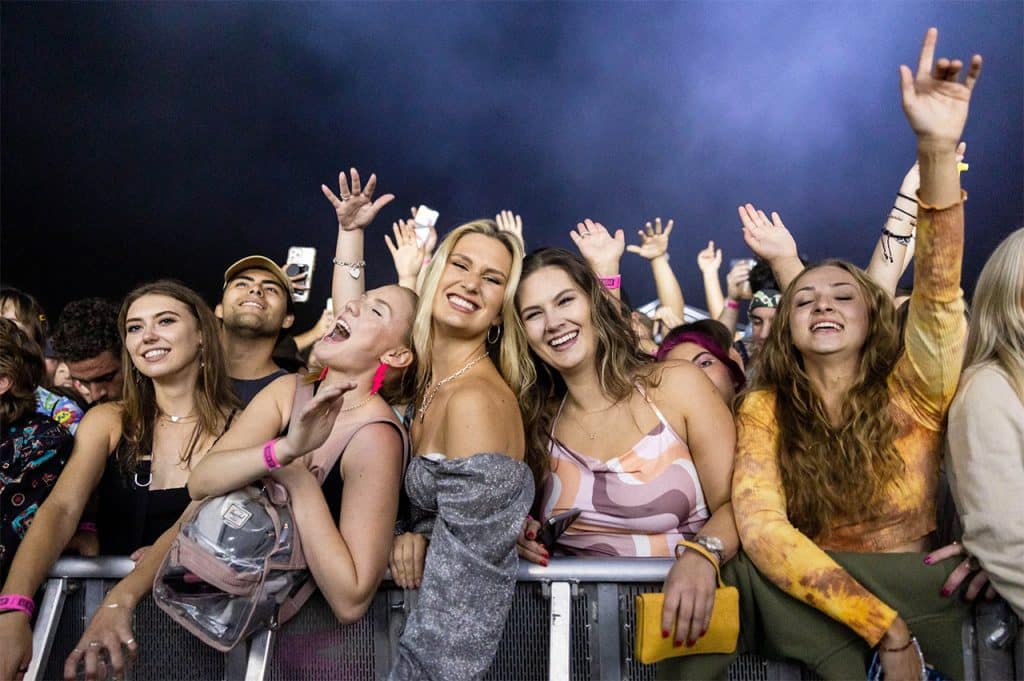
[419,351,490,422]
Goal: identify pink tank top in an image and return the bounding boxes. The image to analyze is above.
[541,385,710,557]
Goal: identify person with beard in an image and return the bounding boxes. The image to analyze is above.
[216,256,297,406]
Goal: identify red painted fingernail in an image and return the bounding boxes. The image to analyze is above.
[923,557,933,565]
[526,532,535,540]
[661,629,670,638]
[700,629,707,637]
[688,639,697,647]
[673,640,683,647]
[940,588,951,597]
[540,559,548,567]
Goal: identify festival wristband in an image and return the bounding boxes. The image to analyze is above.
[599,275,621,290]
[262,438,282,470]
[725,299,740,310]
[77,521,97,533]
[0,595,35,618]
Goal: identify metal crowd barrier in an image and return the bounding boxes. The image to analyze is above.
[28,557,1022,681]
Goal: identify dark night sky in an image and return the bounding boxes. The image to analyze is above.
[2,1,1022,330]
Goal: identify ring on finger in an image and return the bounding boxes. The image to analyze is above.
[88,641,103,648]
[967,555,981,571]
[125,638,136,645]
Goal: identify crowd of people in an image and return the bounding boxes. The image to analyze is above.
[0,27,1020,681]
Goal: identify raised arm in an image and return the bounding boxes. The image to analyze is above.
[0,404,121,680]
[322,167,395,306]
[626,218,686,318]
[891,28,980,425]
[716,259,752,335]
[738,204,803,290]
[384,219,427,291]
[696,240,725,319]
[571,219,625,301]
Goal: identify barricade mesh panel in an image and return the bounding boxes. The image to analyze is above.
[267,592,377,680]
[484,582,551,680]
[45,579,226,681]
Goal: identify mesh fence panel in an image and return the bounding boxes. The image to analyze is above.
[266,593,377,680]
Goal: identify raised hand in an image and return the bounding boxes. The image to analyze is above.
[385,220,427,289]
[738,204,798,264]
[697,240,722,274]
[626,218,674,260]
[725,260,753,301]
[278,381,355,465]
[321,168,395,232]
[899,28,982,145]
[495,210,524,248]
[570,219,625,275]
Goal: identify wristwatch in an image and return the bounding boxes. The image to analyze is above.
[693,535,725,566]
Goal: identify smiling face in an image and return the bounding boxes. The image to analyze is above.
[664,341,736,402]
[788,265,870,361]
[217,267,294,338]
[124,294,203,380]
[517,265,596,375]
[314,285,415,371]
[430,232,512,339]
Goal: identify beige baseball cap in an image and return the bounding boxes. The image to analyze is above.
[222,255,295,311]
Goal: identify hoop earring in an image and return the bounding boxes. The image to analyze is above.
[487,325,502,345]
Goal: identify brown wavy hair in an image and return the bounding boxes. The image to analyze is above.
[742,259,904,539]
[515,248,655,490]
[117,280,239,474]
[0,318,45,427]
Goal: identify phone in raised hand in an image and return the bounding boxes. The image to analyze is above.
[285,246,317,303]
[413,205,439,246]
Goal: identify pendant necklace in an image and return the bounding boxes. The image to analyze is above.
[419,351,490,422]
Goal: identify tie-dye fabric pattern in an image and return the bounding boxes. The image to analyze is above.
[541,386,709,557]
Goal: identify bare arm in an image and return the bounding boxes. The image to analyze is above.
[696,240,725,319]
[716,260,752,335]
[281,424,403,622]
[322,168,395,306]
[626,218,685,317]
[187,375,292,498]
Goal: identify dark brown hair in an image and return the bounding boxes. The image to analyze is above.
[0,318,45,427]
[0,287,47,345]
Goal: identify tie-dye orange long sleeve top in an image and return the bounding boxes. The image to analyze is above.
[733,198,967,646]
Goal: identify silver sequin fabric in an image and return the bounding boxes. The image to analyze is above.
[389,452,534,681]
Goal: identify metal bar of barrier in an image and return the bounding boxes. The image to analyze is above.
[26,577,69,681]
[244,630,275,681]
[548,582,572,681]
[48,556,678,583]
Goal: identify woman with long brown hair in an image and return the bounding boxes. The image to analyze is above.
[514,246,737,650]
[0,280,238,680]
[698,28,983,681]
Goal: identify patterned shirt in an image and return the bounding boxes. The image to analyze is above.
[1,413,74,579]
[541,385,710,557]
[733,199,967,645]
[35,386,84,435]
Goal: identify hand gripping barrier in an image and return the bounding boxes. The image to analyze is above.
[27,556,1022,681]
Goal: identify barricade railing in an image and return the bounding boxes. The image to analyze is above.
[29,557,1021,681]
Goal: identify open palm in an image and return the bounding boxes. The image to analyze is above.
[321,167,395,232]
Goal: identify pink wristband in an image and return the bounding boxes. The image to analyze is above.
[0,594,35,618]
[78,522,97,533]
[599,275,621,290]
[726,299,740,310]
[262,439,282,470]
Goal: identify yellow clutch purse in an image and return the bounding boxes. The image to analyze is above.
[634,540,739,664]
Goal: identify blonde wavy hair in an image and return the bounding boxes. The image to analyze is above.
[963,228,1024,399]
[410,220,529,403]
[743,259,904,539]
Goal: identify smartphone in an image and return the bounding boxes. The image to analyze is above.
[729,258,756,298]
[325,297,333,314]
[413,205,439,246]
[538,508,582,549]
[285,246,316,303]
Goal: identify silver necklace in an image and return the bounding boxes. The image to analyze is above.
[160,412,196,424]
[419,352,489,422]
